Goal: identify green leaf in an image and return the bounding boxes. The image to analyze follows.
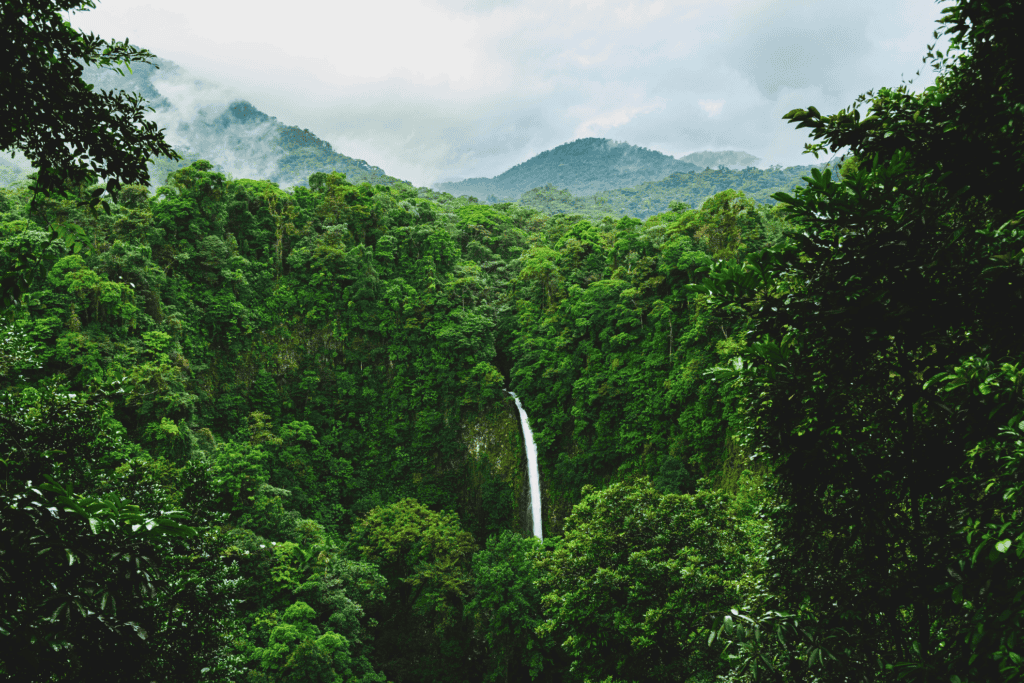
[996,539,1012,553]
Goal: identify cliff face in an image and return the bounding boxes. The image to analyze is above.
[461,397,534,539]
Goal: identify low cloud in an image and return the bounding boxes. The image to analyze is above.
[573,100,667,139]
[698,100,725,117]
[71,0,948,186]
[84,60,292,184]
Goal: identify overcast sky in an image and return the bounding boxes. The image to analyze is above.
[70,0,948,186]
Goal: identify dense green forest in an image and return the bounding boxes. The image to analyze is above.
[0,159,781,681]
[3,0,1024,682]
[514,162,837,220]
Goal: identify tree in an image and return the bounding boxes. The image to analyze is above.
[1,0,178,200]
[698,0,1024,679]
[254,599,385,683]
[538,479,747,683]
[0,371,211,682]
[348,498,479,682]
[466,531,552,683]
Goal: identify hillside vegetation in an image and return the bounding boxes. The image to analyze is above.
[678,149,760,168]
[4,0,1024,681]
[516,162,835,219]
[433,137,704,199]
[0,162,795,681]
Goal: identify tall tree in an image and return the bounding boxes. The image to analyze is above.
[348,499,479,683]
[539,480,747,683]
[700,0,1024,679]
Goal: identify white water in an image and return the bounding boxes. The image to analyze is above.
[508,391,543,540]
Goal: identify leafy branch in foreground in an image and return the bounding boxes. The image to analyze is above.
[1,0,179,203]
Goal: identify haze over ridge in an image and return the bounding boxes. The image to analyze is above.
[73,58,766,199]
[68,0,947,187]
[79,59,402,189]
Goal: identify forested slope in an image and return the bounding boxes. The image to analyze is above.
[516,162,836,219]
[678,149,760,168]
[0,162,781,681]
[4,0,1024,681]
[433,137,703,199]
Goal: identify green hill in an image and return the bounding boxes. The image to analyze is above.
[0,155,31,189]
[434,137,706,199]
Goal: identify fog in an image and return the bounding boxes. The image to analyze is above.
[69,0,949,187]
[84,60,296,184]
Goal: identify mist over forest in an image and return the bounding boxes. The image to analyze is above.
[4,1,1023,682]
[1,56,835,223]
[2,55,836,223]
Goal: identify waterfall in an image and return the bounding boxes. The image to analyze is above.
[508,391,543,540]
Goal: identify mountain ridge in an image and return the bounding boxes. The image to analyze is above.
[66,59,779,213]
[81,59,408,189]
[433,138,762,201]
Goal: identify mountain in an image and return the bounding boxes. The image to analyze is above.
[433,138,705,200]
[431,138,762,201]
[69,62,765,200]
[81,59,409,189]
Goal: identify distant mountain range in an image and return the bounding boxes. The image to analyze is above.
[516,161,834,221]
[432,139,761,200]
[0,58,779,212]
[81,59,409,189]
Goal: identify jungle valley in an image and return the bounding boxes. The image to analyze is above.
[2,1,1023,682]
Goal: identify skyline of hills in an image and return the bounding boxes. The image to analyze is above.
[84,59,769,200]
[432,138,764,201]
[0,58,792,218]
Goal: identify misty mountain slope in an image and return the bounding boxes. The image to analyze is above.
[0,155,31,189]
[432,138,762,201]
[678,150,761,169]
[82,59,409,189]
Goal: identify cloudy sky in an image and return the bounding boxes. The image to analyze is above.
[70,0,948,186]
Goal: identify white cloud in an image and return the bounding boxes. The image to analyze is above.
[573,100,667,138]
[698,99,725,117]
[68,0,949,186]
